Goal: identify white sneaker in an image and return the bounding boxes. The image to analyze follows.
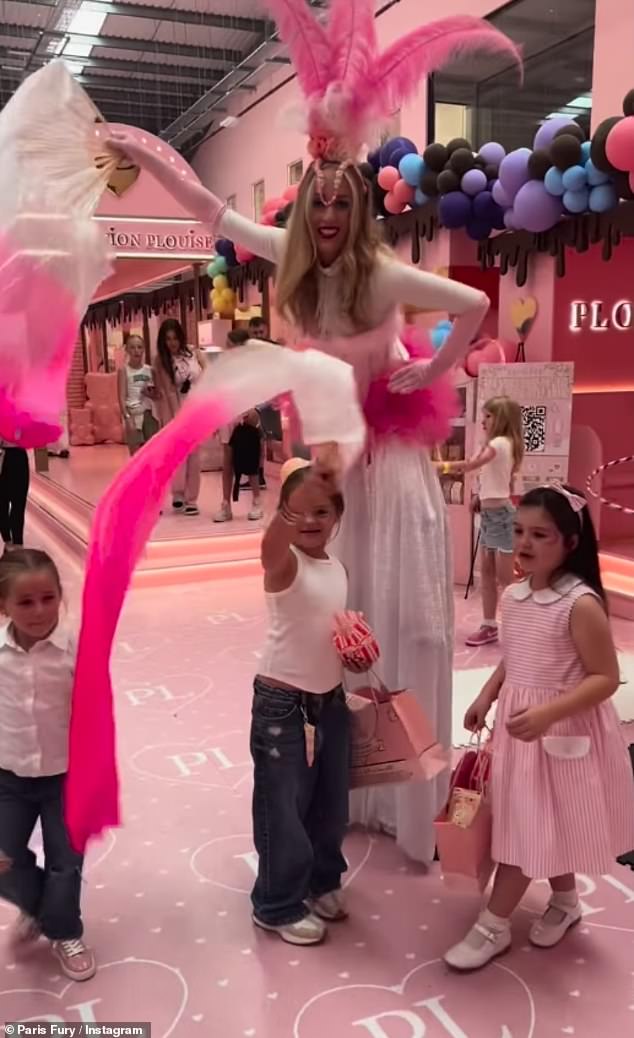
[529,897,582,948]
[213,504,233,523]
[444,914,511,971]
[248,505,264,521]
[253,911,326,945]
[308,890,348,921]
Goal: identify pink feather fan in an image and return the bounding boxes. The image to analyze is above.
[266,0,522,158]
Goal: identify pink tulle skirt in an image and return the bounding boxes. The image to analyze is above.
[363,326,459,446]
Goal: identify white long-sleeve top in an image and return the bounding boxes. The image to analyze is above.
[0,621,75,777]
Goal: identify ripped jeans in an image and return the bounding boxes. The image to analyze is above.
[250,678,350,926]
[0,769,84,940]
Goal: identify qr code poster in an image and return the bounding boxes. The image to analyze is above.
[476,362,574,489]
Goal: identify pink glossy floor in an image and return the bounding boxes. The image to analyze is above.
[4,521,634,1037]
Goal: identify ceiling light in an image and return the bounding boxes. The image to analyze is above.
[68,5,107,35]
[220,116,239,128]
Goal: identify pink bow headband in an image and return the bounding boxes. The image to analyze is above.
[541,481,586,523]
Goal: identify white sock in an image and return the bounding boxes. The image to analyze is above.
[480,908,510,931]
[551,888,578,908]
[482,619,498,629]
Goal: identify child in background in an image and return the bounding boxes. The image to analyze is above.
[445,395,523,646]
[117,334,158,456]
[251,456,360,946]
[444,484,634,971]
[0,549,95,981]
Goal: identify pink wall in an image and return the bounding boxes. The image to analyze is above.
[591,0,634,130]
[498,255,556,364]
[192,0,493,213]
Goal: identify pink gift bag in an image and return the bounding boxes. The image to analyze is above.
[434,737,494,893]
[347,684,449,789]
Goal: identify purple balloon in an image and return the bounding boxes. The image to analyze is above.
[461,168,487,196]
[479,141,506,166]
[503,209,517,230]
[512,180,563,232]
[533,115,575,152]
[466,216,492,241]
[491,203,506,230]
[491,179,510,207]
[499,148,532,201]
[473,190,496,218]
[439,191,472,228]
[380,136,417,167]
[367,148,381,172]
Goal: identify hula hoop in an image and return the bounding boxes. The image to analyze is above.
[586,455,634,516]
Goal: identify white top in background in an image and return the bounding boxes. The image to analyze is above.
[125,364,153,417]
[479,436,514,500]
[0,621,76,777]
[260,547,347,694]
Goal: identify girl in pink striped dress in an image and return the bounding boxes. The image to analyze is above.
[445,483,634,971]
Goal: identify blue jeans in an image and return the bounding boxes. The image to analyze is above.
[250,678,350,926]
[0,769,84,940]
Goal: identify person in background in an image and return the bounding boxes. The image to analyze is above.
[118,334,158,456]
[445,485,634,971]
[47,412,70,460]
[153,319,205,516]
[248,316,270,490]
[0,549,96,981]
[214,330,264,522]
[0,444,30,552]
[230,411,264,521]
[445,396,524,646]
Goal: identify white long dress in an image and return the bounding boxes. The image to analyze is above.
[215,210,488,863]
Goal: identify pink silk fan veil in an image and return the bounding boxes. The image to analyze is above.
[66,343,365,851]
[0,61,118,447]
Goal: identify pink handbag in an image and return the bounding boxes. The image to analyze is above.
[347,682,449,789]
[434,736,494,893]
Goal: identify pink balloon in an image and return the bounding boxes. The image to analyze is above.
[384,191,405,214]
[263,196,286,214]
[605,116,634,171]
[235,244,255,264]
[378,166,399,191]
[260,211,275,226]
[464,339,506,377]
[393,178,415,205]
[283,184,299,202]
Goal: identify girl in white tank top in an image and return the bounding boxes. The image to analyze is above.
[250,456,366,947]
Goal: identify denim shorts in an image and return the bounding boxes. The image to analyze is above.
[480,504,514,554]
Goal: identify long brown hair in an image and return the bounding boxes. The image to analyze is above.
[0,548,62,605]
[483,395,524,474]
[274,163,385,334]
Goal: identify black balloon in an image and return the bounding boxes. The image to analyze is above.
[449,147,475,174]
[358,161,376,182]
[550,134,582,170]
[437,169,460,194]
[371,180,389,217]
[553,122,585,143]
[421,169,440,196]
[484,163,499,181]
[623,89,634,117]
[528,149,552,180]
[447,137,472,154]
[590,116,622,173]
[423,142,448,171]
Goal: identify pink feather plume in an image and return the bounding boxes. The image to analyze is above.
[264,0,332,98]
[327,0,377,86]
[362,15,522,119]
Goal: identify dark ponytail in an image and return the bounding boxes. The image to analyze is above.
[519,485,606,604]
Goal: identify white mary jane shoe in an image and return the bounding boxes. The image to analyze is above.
[444,915,511,971]
[529,897,582,948]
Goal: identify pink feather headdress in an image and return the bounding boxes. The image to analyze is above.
[265,0,522,163]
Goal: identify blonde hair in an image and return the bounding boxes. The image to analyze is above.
[274,163,385,333]
[483,396,524,474]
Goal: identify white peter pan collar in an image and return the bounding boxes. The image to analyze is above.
[510,574,583,604]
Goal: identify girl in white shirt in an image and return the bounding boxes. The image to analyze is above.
[117,334,158,455]
[445,396,524,646]
[0,549,95,982]
[251,456,364,947]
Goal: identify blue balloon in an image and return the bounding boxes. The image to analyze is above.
[431,321,452,350]
[380,136,416,167]
[544,166,565,196]
[562,165,587,192]
[563,187,589,213]
[437,320,453,331]
[399,153,425,187]
[589,183,617,213]
[580,141,592,162]
[586,159,610,187]
[414,188,429,206]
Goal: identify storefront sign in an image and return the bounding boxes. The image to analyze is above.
[95,217,214,259]
[569,299,634,331]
